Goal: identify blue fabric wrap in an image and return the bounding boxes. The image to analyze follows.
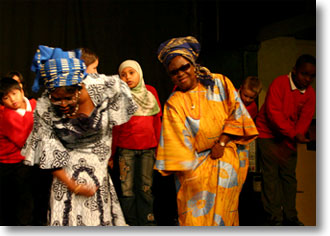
[157,36,201,66]
[31,45,85,92]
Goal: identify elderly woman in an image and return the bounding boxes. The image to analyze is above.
[22,45,137,226]
[155,36,259,226]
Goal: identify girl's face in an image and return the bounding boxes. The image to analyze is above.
[49,87,79,116]
[120,67,140,89]
[2,88,25,110]
[167,56,197,92]
[86,59,99,74]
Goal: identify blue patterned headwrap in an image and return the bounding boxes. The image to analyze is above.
[31,45,86,92]
[157,36,201,66]
[157,36,215,90]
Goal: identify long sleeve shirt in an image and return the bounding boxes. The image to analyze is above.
[0,98,36,163]
[256,74,316,150]
[111,85,162,153]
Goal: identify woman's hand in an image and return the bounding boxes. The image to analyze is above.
[108,157,114,169]
[211,141,225,159]
[52,169,98,197]
[210,133,232,159]
[295,133,310,143]
[73,184,98,197]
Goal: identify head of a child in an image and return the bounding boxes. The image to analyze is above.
[81,48,99,74]
[0,77,26,110]
[292,54,316,90]
[239,76,262,106]
[5,71,24,89]
[118,60,142,89]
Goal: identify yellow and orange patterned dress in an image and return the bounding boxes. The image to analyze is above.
[155,74,258,226]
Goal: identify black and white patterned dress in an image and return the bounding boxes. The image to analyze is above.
[22,74,137,226]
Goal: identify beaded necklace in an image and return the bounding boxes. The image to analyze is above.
[63,90,81,118]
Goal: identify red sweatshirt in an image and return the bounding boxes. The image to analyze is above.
[245,101,258,120]
[0,98,37,163]
[256,74,315,150]
[111,85,162,154]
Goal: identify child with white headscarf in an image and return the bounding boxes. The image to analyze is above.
[111,59,162,226]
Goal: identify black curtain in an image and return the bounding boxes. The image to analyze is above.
[0,0,315,105]
[0,0,200,105]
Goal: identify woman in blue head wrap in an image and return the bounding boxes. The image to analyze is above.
[22,45,137,226]
[155,36,259,226]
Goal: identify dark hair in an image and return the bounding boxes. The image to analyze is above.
[295,54,316,69]
[0,77,23,104]
[81,48,99,66]
[5,71,24,85]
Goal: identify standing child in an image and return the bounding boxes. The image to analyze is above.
[238,76,262,120]
[256,54,316,226]
[0,77,37,225]
[111,59,162,226]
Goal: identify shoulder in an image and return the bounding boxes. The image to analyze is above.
[145,84,159,96]
[145,84,156,92]
[306,85,316,98]
[165,91,182,107]
[211,73,228,81]
[271,75,289,86]
[2,107,19,122]
[29,98,37,110]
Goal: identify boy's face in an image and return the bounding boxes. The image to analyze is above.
[292,62,316,90]
[120,67,140,89]
[2,88,25,110]
[240,87,257,106]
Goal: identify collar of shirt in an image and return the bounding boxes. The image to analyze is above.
[15,97,31,116]
[289,72,306,94]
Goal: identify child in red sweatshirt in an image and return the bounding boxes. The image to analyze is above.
[256,54,316,226]
[0,77,36,225]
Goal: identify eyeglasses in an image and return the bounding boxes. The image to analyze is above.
[49,91,79,106]
[168,63,191,76]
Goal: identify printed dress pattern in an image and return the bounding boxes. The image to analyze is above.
[22,74,137,226]
[155,74,258,226]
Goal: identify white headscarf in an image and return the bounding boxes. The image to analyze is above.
[118,60,160,116]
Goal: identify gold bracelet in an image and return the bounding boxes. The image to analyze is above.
[73,184,82,194]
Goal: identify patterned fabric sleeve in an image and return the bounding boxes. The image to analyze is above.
[219,75,259,145]
[83,74,138,128]
[155,96,197,174]
[21,96,71,169]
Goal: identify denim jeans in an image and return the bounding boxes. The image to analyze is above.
[117,148,156,226]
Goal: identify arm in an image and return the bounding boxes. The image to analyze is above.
[264,78,296,139]
[294,89,316,143]
[2,110,33,148]
[147,85,163,145]
[220,75,259,144]
[211,133,235,159]
[52,169,97,197]
[155,97,196,175]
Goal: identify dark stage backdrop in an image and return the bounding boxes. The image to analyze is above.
[0,0,315,105]
[0,0,201,105]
